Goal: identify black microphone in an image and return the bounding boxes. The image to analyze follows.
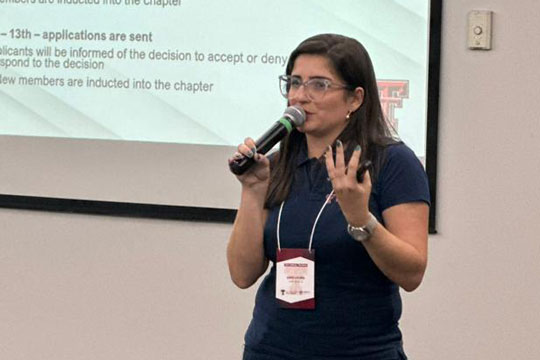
[229,105,306,175]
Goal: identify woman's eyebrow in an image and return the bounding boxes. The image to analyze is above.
[290,75,332,81]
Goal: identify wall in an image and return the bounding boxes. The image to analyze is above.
[1,212,246,360]
[2,1,540,359]
[401,0,540,358]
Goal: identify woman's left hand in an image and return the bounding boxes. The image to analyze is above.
[326,140,429,292]
[325,141,372,227]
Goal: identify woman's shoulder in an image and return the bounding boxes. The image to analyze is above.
[375,140,420,166]
[368,140,418,176]
[380,141,423,170]
[374,141,430,209]
[384,140,413,155]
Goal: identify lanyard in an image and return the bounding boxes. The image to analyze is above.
[276,190,335,252]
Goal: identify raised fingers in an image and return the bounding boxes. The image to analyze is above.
[361,166,372,187]
[335,140,346,173]
[325,144,336,181]
[347,145,362,181]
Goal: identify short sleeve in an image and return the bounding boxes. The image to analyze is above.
[376,143,430,212]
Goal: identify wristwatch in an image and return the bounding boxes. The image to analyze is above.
[347,213,378,242]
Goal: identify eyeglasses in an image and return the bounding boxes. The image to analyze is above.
[279,75,352,101]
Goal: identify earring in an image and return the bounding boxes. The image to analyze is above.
[346,111,352,120]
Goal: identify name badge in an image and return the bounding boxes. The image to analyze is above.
[276,248,315,309]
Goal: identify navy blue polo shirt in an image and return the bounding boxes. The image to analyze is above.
[243,142,430,360]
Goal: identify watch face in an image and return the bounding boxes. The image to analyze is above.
[349,227,369,242]
[347,214,377,242]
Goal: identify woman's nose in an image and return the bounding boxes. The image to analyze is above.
[289,85,310,104]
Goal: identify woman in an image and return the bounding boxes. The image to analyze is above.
[227,34,430,359]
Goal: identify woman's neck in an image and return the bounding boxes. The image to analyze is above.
[305,136,331,159]
[305,127,346,158]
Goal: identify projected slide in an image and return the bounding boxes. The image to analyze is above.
[0,0,429,156]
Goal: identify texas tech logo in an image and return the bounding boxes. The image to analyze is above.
[377,80,409,131]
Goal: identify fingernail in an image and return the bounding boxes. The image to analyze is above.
[337,140,342,147]
[247,150,254,158]
[355,145,361,151]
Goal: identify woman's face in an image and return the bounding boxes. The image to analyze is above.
[288,54,362,140]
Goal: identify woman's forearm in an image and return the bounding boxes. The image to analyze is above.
[360,203,429,292]
[227,189,269,289]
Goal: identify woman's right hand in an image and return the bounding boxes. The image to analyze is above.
[228,137,271,191]
[227,137,271,288]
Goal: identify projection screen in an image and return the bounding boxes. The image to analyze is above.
[0,0,440,229]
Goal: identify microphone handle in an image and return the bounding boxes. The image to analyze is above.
[229,120,289,175]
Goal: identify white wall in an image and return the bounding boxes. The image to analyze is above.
[2,1,540,359]
[401,0,540,359]
[1,212,248,360]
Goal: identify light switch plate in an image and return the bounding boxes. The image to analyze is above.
[468,10,493,50]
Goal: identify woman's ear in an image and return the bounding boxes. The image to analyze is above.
[350,87,365,112]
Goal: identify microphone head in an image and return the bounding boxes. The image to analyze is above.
[283,105,306,127]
